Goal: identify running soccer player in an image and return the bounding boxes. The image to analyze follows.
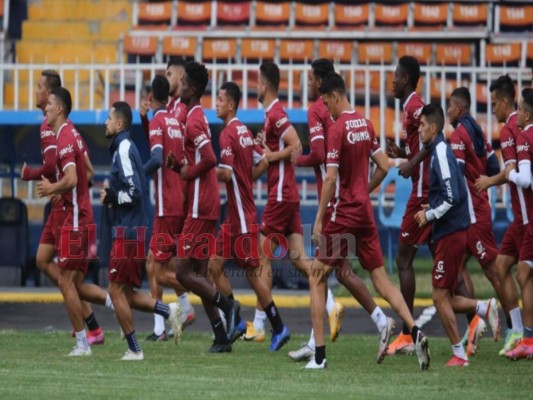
[475,75,526,355]
[21,70,109,345]
[504,89,533,360]
[140,58,196,340]
[208,81,291,348]
[289,59,394,363]
[166,61,239,352]
[414,104,499,367]
[306,73,430,370]
[101,101,180,360]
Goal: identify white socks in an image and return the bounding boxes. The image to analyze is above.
[326,288,335,316]
[153,314,165,336]
[476,301,488,318]
[75,330,89,350]
[370,307,388,333]
[178,293,192,314]
[105,294,114,310]
[307,329,316,350]
[452,342,467,360]
[509,307,523,334]
[253,309,266,331]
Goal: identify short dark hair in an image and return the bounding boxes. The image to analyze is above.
[185,61,209,98]
[167,56,187,70]
[311,58,335,82]
[220,81,241,110]
[152,75,169,104]
[398,56,420,88]
[50,87,72,116]
[451,87,471,110]
[259,61,280,92]
[41,69,62,90]
[489,74,515,104]
[318,72,346,96]
[112,101,132,130]
[522,88,533,111]
[420,104,445,133]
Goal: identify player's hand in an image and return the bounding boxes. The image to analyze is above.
[255,131,265,148]
[36,175,53,197]
[290,143,302,165]
[398,161,414,179]
[20,162,29,180]
[475,175,490,192]
[180,165,189,179]
[139,100,150,118]
[414,210,428,227]
[386,139,401,159]
[166,153,178,171]
[504,163,514,180]
[99,189,107,204]
[50,194,62,205]
[312,219,323,248]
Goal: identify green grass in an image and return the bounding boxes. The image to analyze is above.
[0,331,530,400]
[335,258,500,299]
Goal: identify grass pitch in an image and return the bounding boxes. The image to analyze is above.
[0,331,530,400]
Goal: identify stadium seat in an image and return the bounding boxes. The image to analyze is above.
[0,198,29,286]
[162,36,197,58]
[397,42,433,65]
[279,39,314,63]
[253,1,290,30]
[100,20,132,40]
[429,78,460,101]
[22,21,94,40]
[177,0,211,28]
[332,3,369,30]
[496,4,533,33]
[124,34,158,57]
[318,40,353,64]
[378,167,412,273]
[215,2,251,28]
[527,41,533,66]
[357,42,393,64]
[293,2,329,29]
[202,38,237,62]
[485,42,522,66]
[435,44,473,66]
[374,3,409,29]
[241,39,275,61]
[137,1,172,25]
[412,2,449,30]
[369,106,396,138]
[452,2,488,30]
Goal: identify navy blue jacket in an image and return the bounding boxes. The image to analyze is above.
[105,131,149,241]
[425,133,470,241]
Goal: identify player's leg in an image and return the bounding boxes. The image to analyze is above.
[145,252,167,341]
[36,243,60,284]
[209,255,232,296]
[507,261,533,360]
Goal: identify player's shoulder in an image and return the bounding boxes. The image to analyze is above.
[406,93,425,116]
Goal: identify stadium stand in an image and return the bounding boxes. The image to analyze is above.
[253,1,291,30]
[176,0,211,29]
[332,3,369,31]
[293,2,329,30]
[0,198,29,286]
[411,2,448,30]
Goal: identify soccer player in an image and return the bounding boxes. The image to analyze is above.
[447,87,504,354]
[504,89,533,360]
[142,75,193,342]
[475,75,526,355]
[166,61,239,352]
[208,81,291,349]
[36,87,109,356]
[21,70,108,345]
[289,59,394,363]
[140,58,195,340]
[306,73,430,370]
[101,101,180,360]
[414,104,499,367]
[385,56,433,354]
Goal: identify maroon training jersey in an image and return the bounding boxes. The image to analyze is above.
[515,123,533,222]
[326,110,381,228]
[263,99,299,203]
[149,108,185,217]
[184,105,220,221]
[167,96,187,127]
[219,118,264,234]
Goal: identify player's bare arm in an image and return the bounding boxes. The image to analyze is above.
[313,165,338,247]
[398,146,429,179]
[475,162,513,192]
[36,164,77,197]
[265,126,300,163]
[385,139,407,159]
[368,150,390,193]
[252,157,268,180]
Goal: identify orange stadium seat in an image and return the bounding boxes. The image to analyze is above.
[162,36,197,58]
[486,43,522,66]
[138,1,172,25]
[332,3,369,30]
[294,2,329,29]
[435,44,472,66]
[124,34,158,57]
[0,0,4,19]
[370,106,396,139]
[397,42,433,65]
[498,4,533,32]
[412,3,448,29]
[429,78,461,100]
[318,40,353,64]
[527,42,533,65]
[280,39,314,63]
[101,20,131,40]
[177,0,211,28]
[202,38,237,62]
[357,42,393,64]
[452,3,488,29]
[253,1,290,30]
[374,3,409,29]
[216,2,250,27]
[241,39,275,61]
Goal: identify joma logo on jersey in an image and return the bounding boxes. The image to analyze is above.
[221,146,233,157]
[344,118,367,130]
[236,125,248,135]
[164,117,179,126]
[451,142,466,151]
[501,137,514,149]
[310,123,323,134]
[149,128,163,137]
[59,144,74,157]
[516,144,530,152]
[347,130,370,144]
[239,136,254,148]
[40,129,54,139]
[275,116,289,128]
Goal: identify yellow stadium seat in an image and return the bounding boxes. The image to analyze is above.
[23,21,94,40]
[100,21,131,40]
